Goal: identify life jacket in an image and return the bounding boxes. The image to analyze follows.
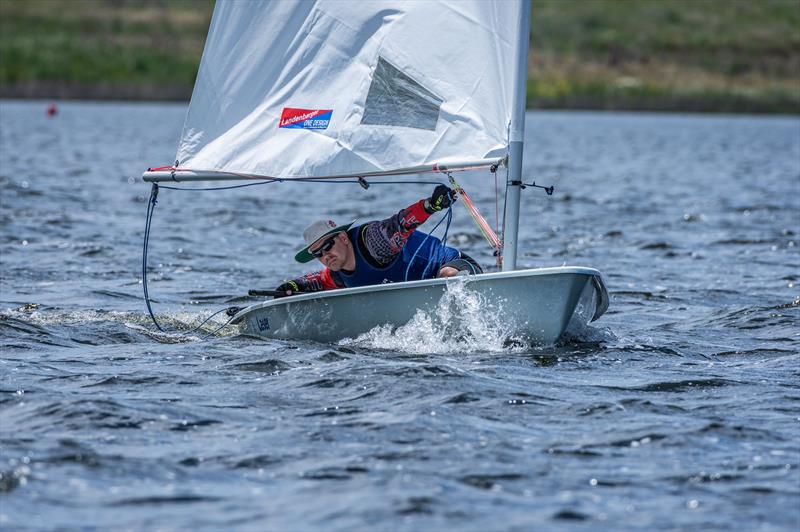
[337,226,460,288]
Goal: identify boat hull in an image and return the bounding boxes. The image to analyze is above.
[231,267,608,345]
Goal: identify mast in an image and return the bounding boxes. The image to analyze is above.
[502,0,532,272]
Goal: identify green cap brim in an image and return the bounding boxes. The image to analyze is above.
[294,221,355,263]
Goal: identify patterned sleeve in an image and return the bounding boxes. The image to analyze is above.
[290,268,345,292]
[360,199,432,265]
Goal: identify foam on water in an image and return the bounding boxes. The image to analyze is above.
[339,277,525,354]
[1,305,236,343]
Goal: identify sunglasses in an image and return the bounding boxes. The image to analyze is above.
[310,236,337,258]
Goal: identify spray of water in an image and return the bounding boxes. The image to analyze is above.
[2,305,235,343]
[338,276,524,354]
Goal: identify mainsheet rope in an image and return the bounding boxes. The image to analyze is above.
[143,182,250,340]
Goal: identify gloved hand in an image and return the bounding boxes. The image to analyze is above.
[274,280,300,298]
[424,184,456,213]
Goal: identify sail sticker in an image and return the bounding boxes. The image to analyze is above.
[279,108,333,130]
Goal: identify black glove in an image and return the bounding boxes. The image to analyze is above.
[425,185,456,213]
[274,280,300,298]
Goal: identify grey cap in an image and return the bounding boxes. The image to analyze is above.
[294,219,355,263]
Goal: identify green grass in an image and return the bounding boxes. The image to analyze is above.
[534,0,800,69]
[1,0,798,112]
[529,0,800,112]
[0,0,210,92]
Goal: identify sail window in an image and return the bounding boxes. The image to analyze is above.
[361,57,442,131]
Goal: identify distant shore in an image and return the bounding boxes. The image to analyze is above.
[0,81,192,102]
[3,81,796,115]
[1,0,798,114]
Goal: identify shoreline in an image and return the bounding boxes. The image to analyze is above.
[2,82,798,115]
[3,1,797,116]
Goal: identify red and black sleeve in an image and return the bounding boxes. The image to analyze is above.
[359,199,433,266]
[290,268,345,292]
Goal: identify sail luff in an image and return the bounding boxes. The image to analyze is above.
[502,0,532,272]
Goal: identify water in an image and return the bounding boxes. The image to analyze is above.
[1,101,798,530]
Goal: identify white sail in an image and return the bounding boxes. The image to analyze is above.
[173,0,522,179]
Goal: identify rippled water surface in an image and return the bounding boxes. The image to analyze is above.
[1,101,799,530]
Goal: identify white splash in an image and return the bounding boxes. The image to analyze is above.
[2,305,234,341]
[338,276,524,354]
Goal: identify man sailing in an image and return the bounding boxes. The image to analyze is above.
[275,185,483,297]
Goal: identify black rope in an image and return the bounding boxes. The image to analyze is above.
[201,313,240,340]
[186,306,232,335]
[360,180,446,186]
[157,178,448,192]
[141,182,241,338]
[159,181,277,191]
[142,183,163,331]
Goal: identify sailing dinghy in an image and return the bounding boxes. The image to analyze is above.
[142,0,609,345]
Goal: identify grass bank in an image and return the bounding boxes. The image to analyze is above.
[0,0,210,100]
[530,0,800,113]
[1,0,798,113]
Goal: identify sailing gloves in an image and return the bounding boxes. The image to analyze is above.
[274,280,300,298]
[424,185,456,213]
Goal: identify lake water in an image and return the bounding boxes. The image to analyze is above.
[1,101,798,530]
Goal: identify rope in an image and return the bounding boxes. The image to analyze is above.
[200,312,239,340]
[447,175,503,255]
[188,307,232,335]
[404,204,453,282]
[141,182,240,338]
[157,178,448,192]
[142,183,163,331]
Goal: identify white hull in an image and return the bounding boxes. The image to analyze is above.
[231,267,608,345]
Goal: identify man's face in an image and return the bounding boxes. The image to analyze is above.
[311,232,351,271]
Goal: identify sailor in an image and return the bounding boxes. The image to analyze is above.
[275,185,483,296]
